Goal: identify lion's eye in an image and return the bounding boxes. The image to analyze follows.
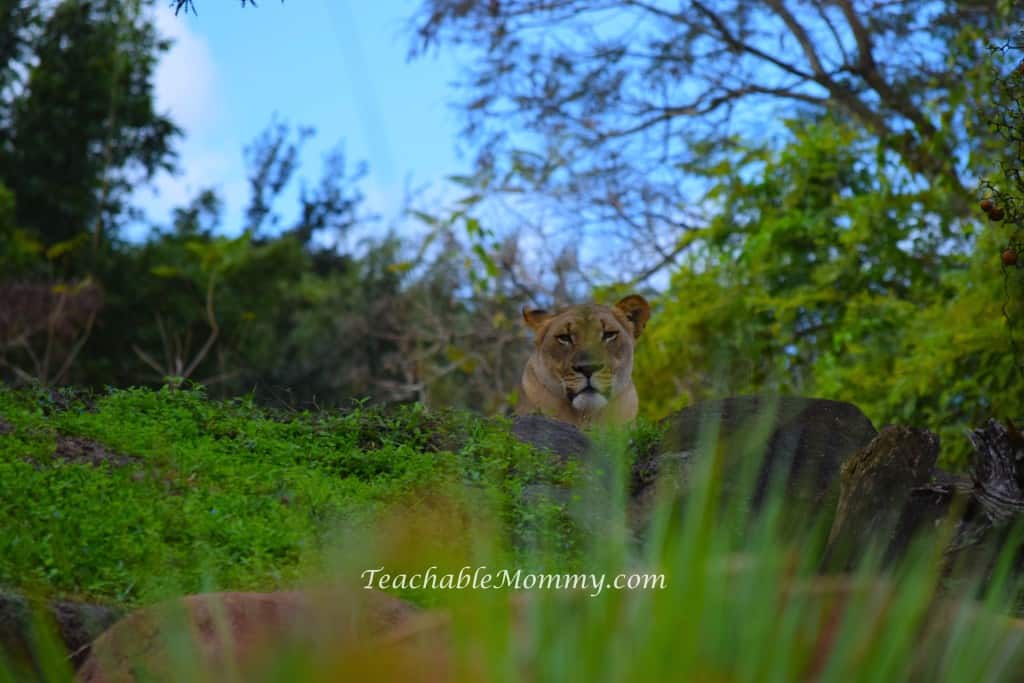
[556,334,573,346]
[602,330,619,342]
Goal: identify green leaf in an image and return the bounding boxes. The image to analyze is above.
[150,265,180,278]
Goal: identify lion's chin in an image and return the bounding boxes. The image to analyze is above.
[571,390,608,413]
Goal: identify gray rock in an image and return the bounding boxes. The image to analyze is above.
[0,591,124,673]
[631,396,878,528]
[511,414,592,461]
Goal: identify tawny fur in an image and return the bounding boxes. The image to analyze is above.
[517,295,650,428]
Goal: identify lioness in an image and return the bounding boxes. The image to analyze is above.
[517,295,650,428]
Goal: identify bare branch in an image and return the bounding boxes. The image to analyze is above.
[132,343,167,377]
[54,308,97,385]
[182,273,220,380]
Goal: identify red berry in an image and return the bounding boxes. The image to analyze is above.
[981,198,995,212]
[990,207,1005,221]
[1003,249,1019,266]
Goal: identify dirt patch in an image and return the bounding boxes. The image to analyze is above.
[52,435,142,468]
[0,418,13,436]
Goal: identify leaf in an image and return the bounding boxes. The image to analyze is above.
[45,235,86,260]
[12,230,44,255]
[184,240,208,258]
[447,174,477,187]
[472,244,498,277]
[150,266,180,278]
[387,261,414,273]
[410,210,439,227]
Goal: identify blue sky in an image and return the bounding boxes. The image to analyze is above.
[141,0,464,238]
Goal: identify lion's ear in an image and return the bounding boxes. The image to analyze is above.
[522,307,553,333]
[615,295,651,338]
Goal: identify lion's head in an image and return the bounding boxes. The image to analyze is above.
[518,295,650,427]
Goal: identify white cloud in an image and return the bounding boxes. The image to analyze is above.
[129,5,244,233]
[152,4,220,135]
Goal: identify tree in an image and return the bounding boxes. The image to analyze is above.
[0,0,179,273]
[411,0,1016,281]
[630,113,1021,464]
[81,120,374,395]
[0,1,40,113]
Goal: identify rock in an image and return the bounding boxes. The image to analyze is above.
[631,396,877,527]
[822,427,940,570]
[76,588,419,683]
[0,591,123,673]
[511,414,592,461]
[628,449,696,532]
[886,471,973,568]
[512,414,645,537]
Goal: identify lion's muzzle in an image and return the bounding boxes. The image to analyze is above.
[566,362,611,412]
[571,387,608,412]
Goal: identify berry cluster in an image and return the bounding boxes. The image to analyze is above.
[980,197,1006,222]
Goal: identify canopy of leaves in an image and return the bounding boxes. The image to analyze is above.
[632,115,1021,464]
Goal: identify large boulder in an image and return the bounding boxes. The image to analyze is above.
[511,414,621,535]
[631,396,878,528]
[0,591,123,674]
[510,414,592,461]
[76,588,421,683]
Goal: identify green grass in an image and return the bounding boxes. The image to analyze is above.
[0,385,584,606]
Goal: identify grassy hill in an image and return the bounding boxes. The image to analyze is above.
[0,386,596,607]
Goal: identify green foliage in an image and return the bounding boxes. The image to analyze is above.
[977,34,1024,384]
[0,386,585,605]
[0,181,42,272]
[634,116,1022,465]
[0,0,179,270]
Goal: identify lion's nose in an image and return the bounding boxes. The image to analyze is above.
[573,363,604,378]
